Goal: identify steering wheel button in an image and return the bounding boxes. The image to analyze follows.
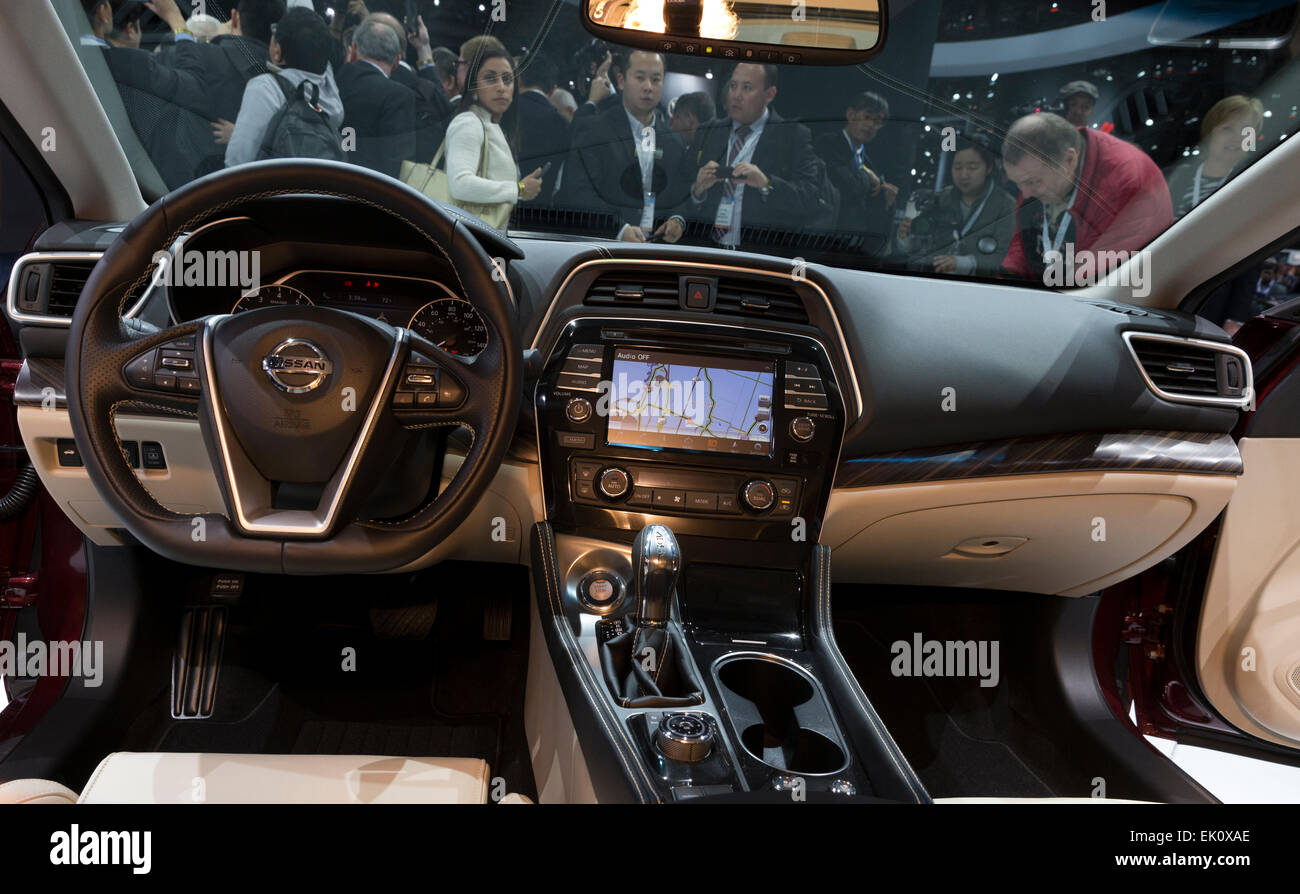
[392,391,414,406]
[177,376,201,394]
[125,351,156,387]
[437,377,466,407]
[416,392,438,406]
[405,373,435,386]
[141,442,167,470]
[160,356,193,370]
[153,373,177,390]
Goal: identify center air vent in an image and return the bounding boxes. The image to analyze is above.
[1123,332,1253,408]
[714,277,809,324]
[584,270,680,309]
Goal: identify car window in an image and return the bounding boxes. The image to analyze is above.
[51,0,1300,291]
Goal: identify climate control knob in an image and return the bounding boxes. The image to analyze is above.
[742,479,776,512]
[565,397,593,423]
[598,467,631,500]
[789,416,816,442]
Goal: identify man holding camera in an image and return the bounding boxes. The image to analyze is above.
[815,91,897,256]
[688,63,829,248]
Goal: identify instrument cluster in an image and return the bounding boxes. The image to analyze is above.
[233,271,488,358]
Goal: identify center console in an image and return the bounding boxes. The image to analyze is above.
[529,316,927,803]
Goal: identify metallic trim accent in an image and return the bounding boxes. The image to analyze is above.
[528,258,864,420]
[5,251,106,327]
[1122,331,1254,408]
[152,216,255,323]
[201,316,407,536]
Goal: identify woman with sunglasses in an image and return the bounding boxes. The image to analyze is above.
[444,36,544,225]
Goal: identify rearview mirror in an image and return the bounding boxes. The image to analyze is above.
[582,0,887,65]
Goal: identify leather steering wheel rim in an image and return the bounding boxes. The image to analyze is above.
[65,160,520,574]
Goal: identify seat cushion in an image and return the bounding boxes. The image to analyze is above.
[0,778,79,804]
[77,753,490,804]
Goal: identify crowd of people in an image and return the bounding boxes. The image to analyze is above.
[78,0,1275,295]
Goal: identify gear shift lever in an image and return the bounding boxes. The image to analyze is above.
[632,523,680,628]
[600,523,703,708]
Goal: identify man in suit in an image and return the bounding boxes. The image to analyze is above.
[370,12,452,162]
[515,54,569,205]
[335,17,416,178]
[814,90,898,256]
[560,50,692,242]
[687,63,832,247]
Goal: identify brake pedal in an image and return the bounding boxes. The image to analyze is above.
[171,606,227,719]
[482,593,512,641]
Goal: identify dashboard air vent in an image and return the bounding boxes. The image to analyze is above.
[1124,333,1252,407]
[584,270,680,309]
[714,277,809,325]
[45,262,95,316]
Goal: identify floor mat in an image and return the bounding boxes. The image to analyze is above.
[833,590,1062,799]
[119,562,536,801]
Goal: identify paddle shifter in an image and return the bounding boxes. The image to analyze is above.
[600,523,705,708]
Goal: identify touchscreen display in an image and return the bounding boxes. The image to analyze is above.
[605,348,775,456]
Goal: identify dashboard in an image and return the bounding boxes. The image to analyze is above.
[9,202,1252,591]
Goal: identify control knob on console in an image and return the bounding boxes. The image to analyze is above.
[598,467,632,500]
[655,713,713,763]
[565,397,593,423]
[789,416,816,442]
[741,479,776,512]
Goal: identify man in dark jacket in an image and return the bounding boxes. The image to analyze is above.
[560,51,692,241]
[335,17,416,178]
[686,63,833,247]
[814,90,897,255]
[373,11,452,162]
[516,54,569,204]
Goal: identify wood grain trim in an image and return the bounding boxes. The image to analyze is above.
[835,430,1242,488]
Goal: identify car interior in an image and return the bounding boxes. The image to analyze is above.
[2,0,1300,810]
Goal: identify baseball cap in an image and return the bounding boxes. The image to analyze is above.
[1058,80,1100,102]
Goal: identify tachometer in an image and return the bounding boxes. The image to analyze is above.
[232,284,314,313]
[407,298,488,357]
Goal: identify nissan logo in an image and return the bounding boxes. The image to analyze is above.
[262,338,332,393]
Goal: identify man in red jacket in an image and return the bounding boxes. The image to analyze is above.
[1000,112,1172,283]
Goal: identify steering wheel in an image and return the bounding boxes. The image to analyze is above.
[65,161,521,574]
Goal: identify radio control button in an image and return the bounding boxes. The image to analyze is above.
[598,467,631,499]
[786,362,821,380]
[742,480,776,512]
[556,373,601,392]
[568,344,604,360]
[784,394,828,411]
[566,397,593,423]
[789,416,815,442]
[561,358,602,375]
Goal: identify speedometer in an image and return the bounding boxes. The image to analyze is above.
[232,284,314,313]
[407,298,488,357]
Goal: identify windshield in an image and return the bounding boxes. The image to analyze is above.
[56,0,1300,296]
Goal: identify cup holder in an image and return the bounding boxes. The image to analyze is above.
[714,655,848,776]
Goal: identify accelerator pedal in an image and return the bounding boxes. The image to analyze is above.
[171,605,228,719]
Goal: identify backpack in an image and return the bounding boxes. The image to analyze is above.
[257,73,345,162]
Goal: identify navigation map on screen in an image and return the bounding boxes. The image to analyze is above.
[605,348,775,456]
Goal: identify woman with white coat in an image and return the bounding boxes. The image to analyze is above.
[444,37,543,224]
